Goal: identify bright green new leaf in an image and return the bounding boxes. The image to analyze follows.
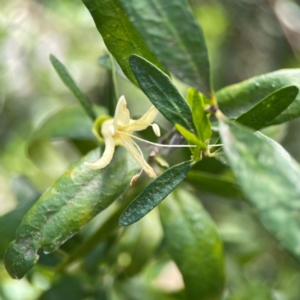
[186,170,244,201]
[82,0,166,86]
[236,85,299,130]
[219,119,300,262]
[119,161,193,226]
[50,54,96,121]
[119,0,211,95]
[190,89,212,143]
[216,69,300,125]
[4,147,139,279]
[130,55,195,132]
[159,189,225,300]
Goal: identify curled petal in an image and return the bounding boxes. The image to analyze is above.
[84,135,115,170]
[114,95,130,128]
[120,135,157,178]
[128,106,158,132]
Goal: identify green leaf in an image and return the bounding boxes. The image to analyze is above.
[82,0,166,86]
[4,147,139,279]
[119,0,211,95]
[119,161,192,226]
[216,69,300,125]
[235,86,299,130]
[0,177,40,258]
[219,119,300,262]
[99,54,128,81]
[191,89,212,142]
[159,189,225,300]
[130,55,195,132]
[186,170,244,201]
[28,105,106,167]
[50,54,96,121]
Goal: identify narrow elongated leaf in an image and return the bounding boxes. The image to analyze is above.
[191,89,212,142]
[216,69,300,124]
[130,55,195,132]
[4,147,139,279]
[82,0,166,86]
[159,189,225,300]
[120,0,211,95]
[236,86,298,130]
[186,171,244,201]
[219,119,300,262]
[119,161,192,226]
[50,54,96,121]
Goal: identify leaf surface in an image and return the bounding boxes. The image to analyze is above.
[130,55,195,132]
[119,161,192,226]
[235,85,298,130]
[216,69,300,124]
[159,189,225,300]
[120,0,211,95]
[82,0,166,86]
[4,147,139,279]
[219,119,300,262]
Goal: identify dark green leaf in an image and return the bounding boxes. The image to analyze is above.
[216,69,300,125]
[120,0,211,95]
[159,189,225,300]
[219,119,300,262]
[50,54,96,121]
[0,177,40,258]
[82,0,166,86]
[119,161,192,226]
[236,86,299,130]
[191,89,212,142]
[130,55,195,132]
[186,170,244,201]
[4,147,139,279]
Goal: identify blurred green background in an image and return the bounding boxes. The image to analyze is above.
[1,0,300,299]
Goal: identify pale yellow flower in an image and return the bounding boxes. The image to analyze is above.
[84,96,160,182]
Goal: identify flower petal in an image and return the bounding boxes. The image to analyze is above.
[84,135,115,169]
[128,106,158,132]
[119,135,157,178]
[114,95,130,128]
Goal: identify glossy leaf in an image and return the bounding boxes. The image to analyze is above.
[82,0,166,86]
[0,177,40,257]
[236,86,298,130]
[219,119,300,262]
[186,170,244,201]
[216,69,300,124]
[191,89,212,142]
[119,161,193,226]
[159,189,225,300]
[4,147,139,279]
[120,0,211,95]
[50,54,96,121]
[130,55,195,132]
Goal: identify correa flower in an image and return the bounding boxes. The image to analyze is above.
[84,95,161,183]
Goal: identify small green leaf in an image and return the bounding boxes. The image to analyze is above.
[82,0,166,86]
[186,170,244,201]
[216,69,300,124]
[119,161,192,226]
[4,147,139,279]
[191,89,212,142]
[130,55,195,132]
[219,119,300,262]
[236,86,299,130]
[120,0,211,95]
[159,189,225,300]
[50,54,96,121]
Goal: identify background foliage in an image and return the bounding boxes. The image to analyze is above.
[1,0,300,299]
